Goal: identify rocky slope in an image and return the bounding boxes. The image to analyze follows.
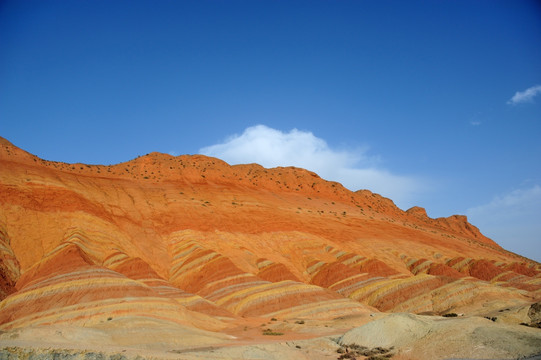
[0,136,540,358]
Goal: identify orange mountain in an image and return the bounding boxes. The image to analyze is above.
[0,136,539,339]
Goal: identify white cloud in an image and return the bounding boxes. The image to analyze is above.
[200,125,424,208]
[507,84,541,105]
[466,185,541,262]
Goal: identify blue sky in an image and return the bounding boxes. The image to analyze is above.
[1,1,540,261]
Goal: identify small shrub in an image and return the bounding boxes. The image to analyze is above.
[367,355,393,360]
[295,320,305,324]
[442,313,458,317]
[262,328,283,336]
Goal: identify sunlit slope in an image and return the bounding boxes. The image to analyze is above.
[1,136,540,331]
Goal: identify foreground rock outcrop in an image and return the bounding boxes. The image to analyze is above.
[340,313,541,359]
[0,136,540,359]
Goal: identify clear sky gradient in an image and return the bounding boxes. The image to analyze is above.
[1,1,540,261]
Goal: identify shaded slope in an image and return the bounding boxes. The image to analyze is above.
[0,223,20,300]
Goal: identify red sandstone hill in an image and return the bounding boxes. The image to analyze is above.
[0,136,539,332]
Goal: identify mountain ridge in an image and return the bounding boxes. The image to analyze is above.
[1,135,540,359]
[0,136,495,248]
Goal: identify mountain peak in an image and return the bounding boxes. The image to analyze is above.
[406,206,428,218]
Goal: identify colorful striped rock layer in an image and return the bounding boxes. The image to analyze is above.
[0,135,540,348]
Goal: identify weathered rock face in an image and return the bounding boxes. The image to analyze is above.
[0,136,540,332]
[528,302,541,324]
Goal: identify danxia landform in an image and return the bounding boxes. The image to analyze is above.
[0,136,540,360]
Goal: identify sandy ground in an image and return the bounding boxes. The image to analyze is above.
[1,309,540,360]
